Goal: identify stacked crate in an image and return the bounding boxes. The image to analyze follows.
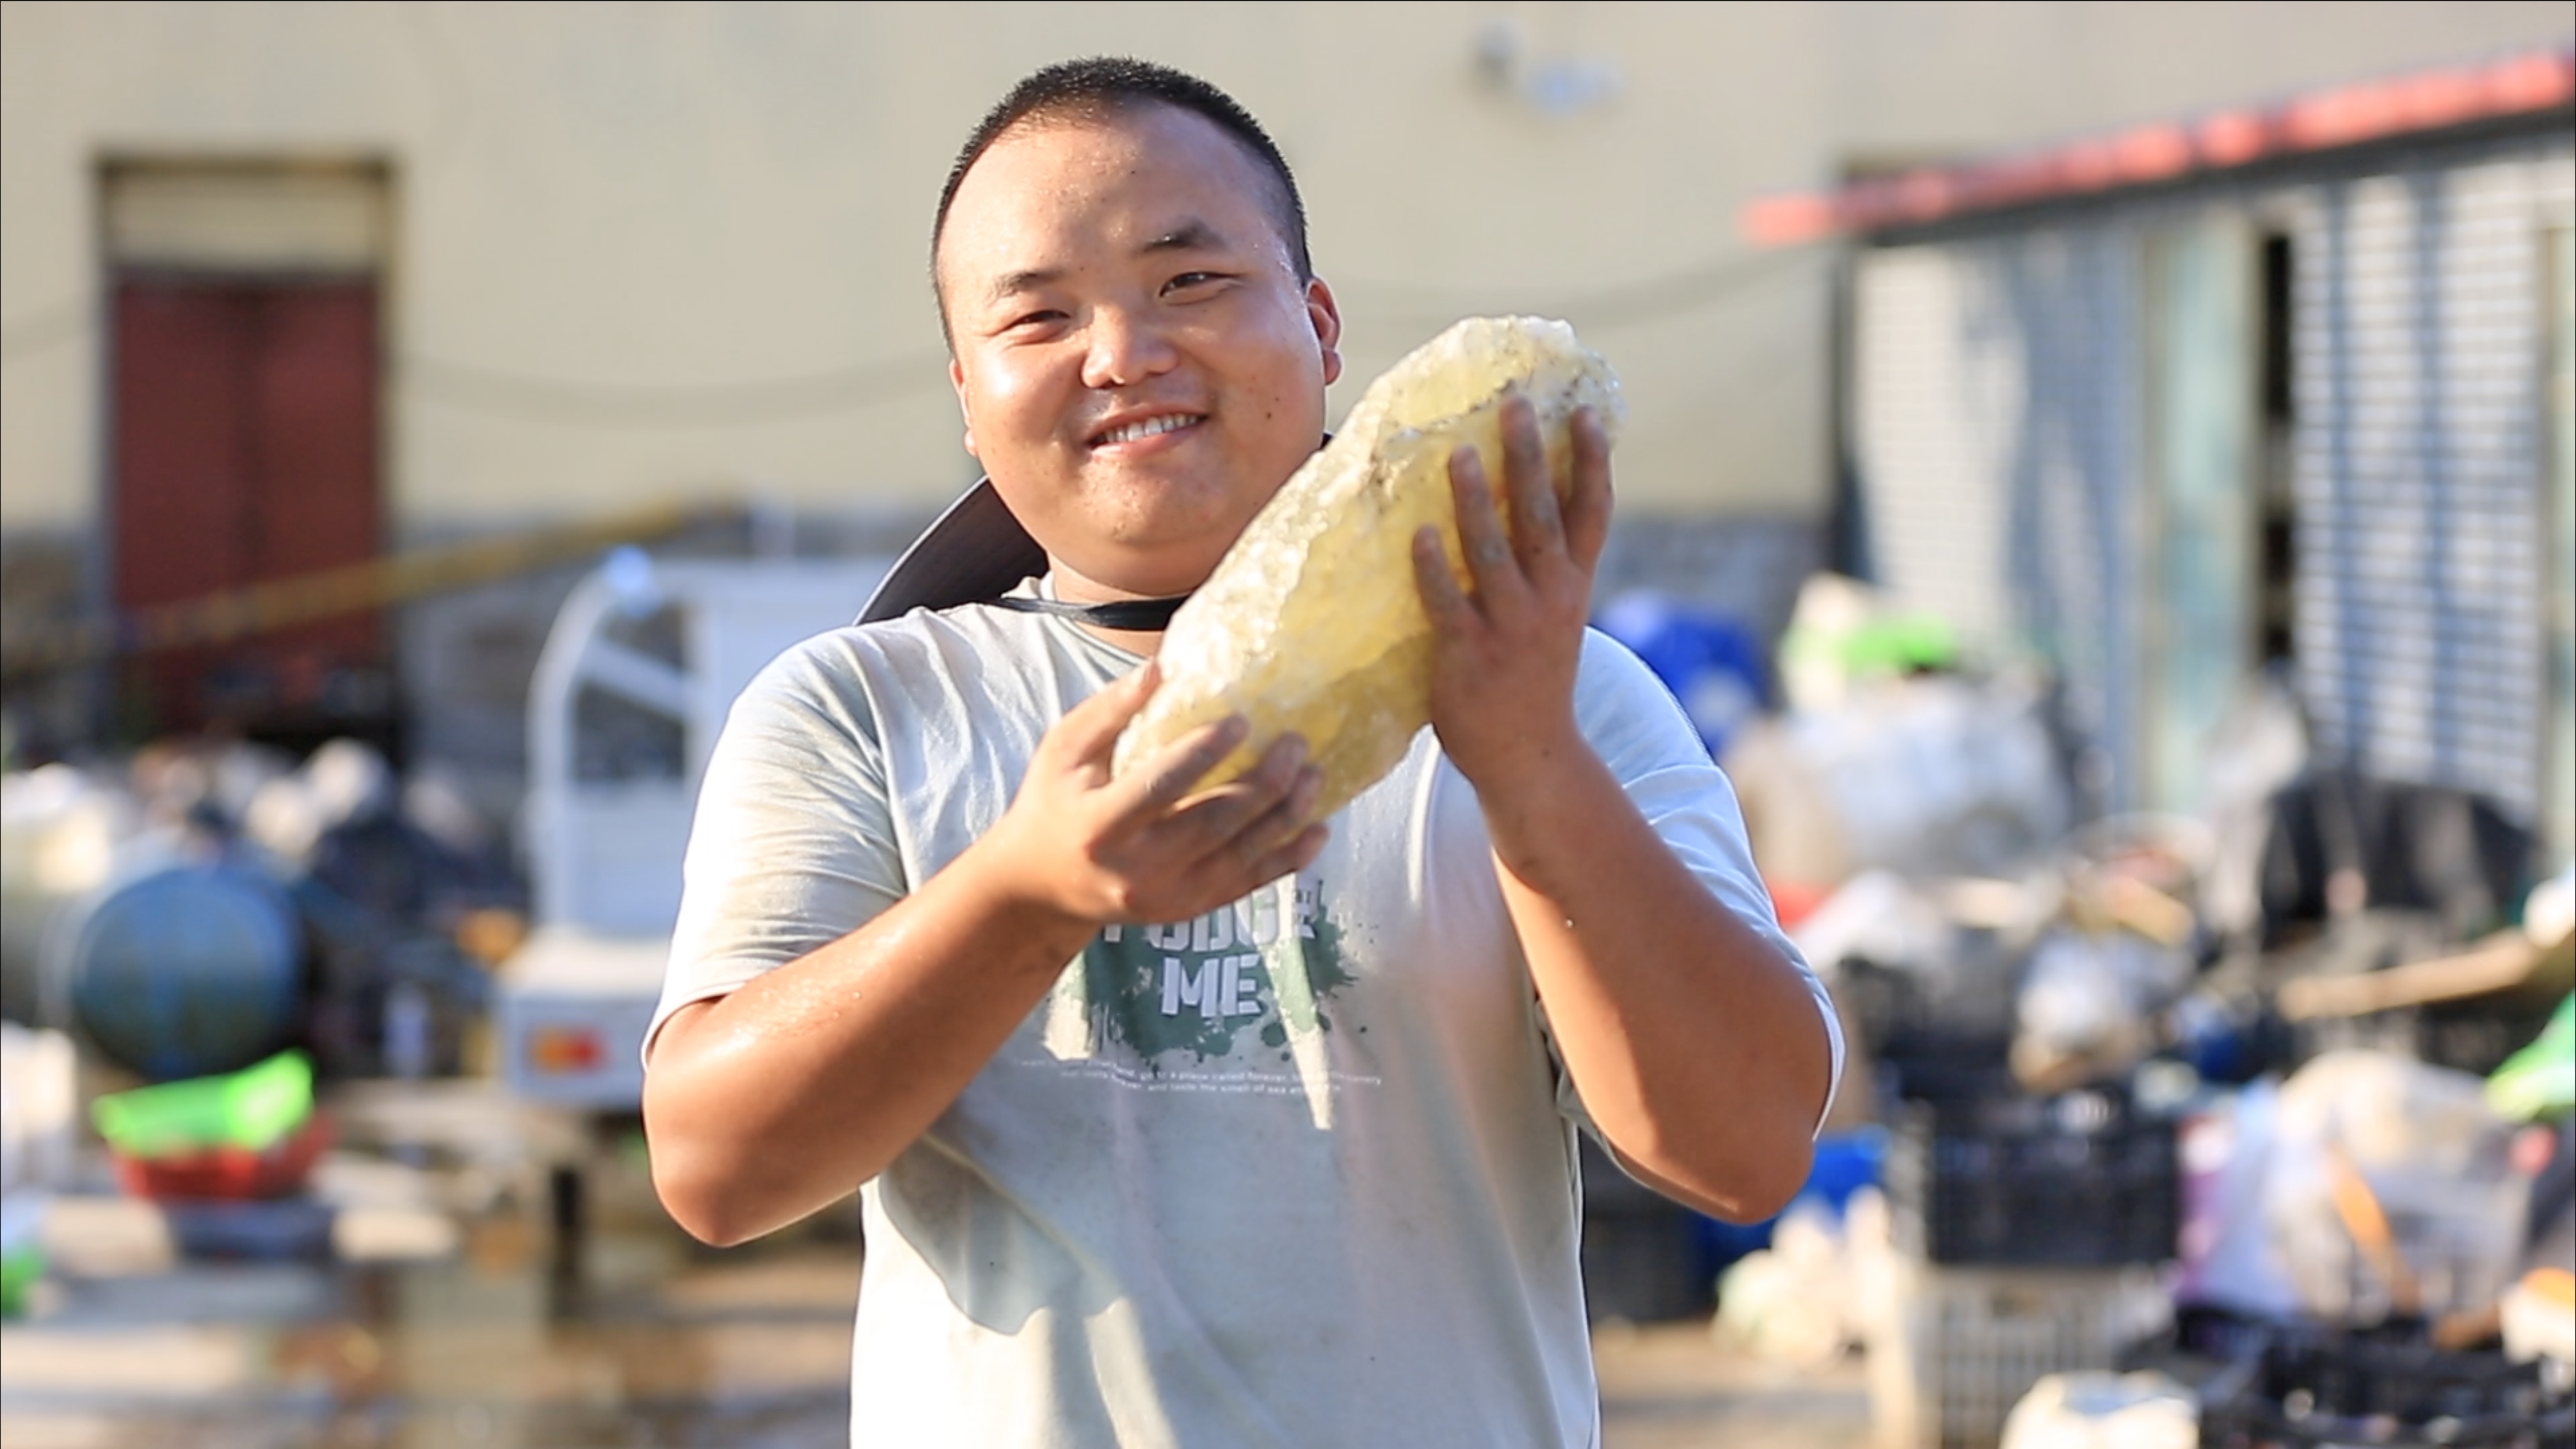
[1863,1079,2182,1449]
[2197,1319,2574,1448]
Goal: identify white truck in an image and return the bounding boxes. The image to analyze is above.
[492,552,886,1114]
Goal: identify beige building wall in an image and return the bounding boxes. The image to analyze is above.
[5,0,2570,539]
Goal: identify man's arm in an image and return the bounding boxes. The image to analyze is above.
[1413,400,1833,1224]
[643,662,1326,1247]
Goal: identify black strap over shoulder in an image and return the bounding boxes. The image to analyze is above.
[989,593,1194,631]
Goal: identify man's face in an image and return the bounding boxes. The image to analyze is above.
[936,104,1343,601]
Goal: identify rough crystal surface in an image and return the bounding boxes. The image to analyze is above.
[1111,315,1624,818]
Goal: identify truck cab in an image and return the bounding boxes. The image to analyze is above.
[493,553,887,1113]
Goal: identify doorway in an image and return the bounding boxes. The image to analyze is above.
[103,162,396,758]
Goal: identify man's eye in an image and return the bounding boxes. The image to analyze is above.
[1163,272,1223,294]
[1010,309,1067,330]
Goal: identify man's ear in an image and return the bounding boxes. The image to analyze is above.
[950,356,979,457]
[1306,276,1344,387]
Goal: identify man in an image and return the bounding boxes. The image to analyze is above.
[642,56,1839,1446]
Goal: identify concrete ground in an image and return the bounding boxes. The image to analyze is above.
[1596,1319,1870,1448]
[0,1083,1871,1448]
[2,1281,1865,1447]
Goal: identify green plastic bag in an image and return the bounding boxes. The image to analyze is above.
[2487,995,2575,1121]
[89,1050,313,1159]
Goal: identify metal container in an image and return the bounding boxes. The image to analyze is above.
[41,852,304,1082]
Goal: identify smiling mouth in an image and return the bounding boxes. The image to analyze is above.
[1091,413,1204,447]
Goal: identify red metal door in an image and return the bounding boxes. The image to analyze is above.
[109,275,389,752]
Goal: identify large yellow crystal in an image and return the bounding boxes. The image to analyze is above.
[1111,315,1624,818]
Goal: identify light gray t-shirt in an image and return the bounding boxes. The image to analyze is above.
[653,597,1839,1448]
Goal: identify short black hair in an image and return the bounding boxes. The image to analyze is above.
[930,57,1311,341]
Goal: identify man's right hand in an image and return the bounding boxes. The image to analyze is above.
[645,659,1324,1248]
[984,659,1328,931]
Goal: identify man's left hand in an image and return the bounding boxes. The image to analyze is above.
[1411,395,1613,808]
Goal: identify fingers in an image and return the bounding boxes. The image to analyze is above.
[1446,437,1517,597]
[1446,392,1590,613]
[1453,433,1504,564]
[1050,658,1164,763]
[1124,711,1251,811]
[1497,393,1567,565]
[1414,525,1475,626]
[1204,750,1330,893]
[1021,671,1332,926]
[1165,730,1314,837]
[1146,732,1329,906]
[1562,406,1614,569]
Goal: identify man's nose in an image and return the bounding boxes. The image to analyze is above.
[1080,307,1179,389]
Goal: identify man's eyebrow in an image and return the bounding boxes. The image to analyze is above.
[984,267,1060,307]
[1141,219,1226,255]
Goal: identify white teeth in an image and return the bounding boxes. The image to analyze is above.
[1097,414,1199,445]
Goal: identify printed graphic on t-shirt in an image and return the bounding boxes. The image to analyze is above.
[1085,874,1354,1061]
[1026,871,1379,1106]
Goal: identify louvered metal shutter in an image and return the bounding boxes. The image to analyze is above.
[2292,139,2576,826]
[1852,230,2144,810]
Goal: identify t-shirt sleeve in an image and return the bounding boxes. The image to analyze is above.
[646,635,908,1061]
[1557,629,1847,1137]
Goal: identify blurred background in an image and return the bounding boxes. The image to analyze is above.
[2,4,2572,1447]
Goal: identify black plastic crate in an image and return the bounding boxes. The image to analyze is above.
[1887,1081,2180,1267]
[1873,1026,2018,1119]
[2124,1307,2450,1400]
[2199,1328,2575,1448]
